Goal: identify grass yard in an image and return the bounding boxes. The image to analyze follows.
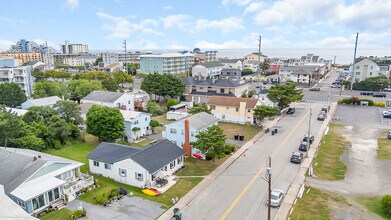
[131,138,155,148]
[378,132,391,160]
[152,113,172,125]
[312,124,349,180]
[218,122,262,141]
[39,208,73,220]
[290,187,348,220]
[355,196,391,220]
[176,157,228,176]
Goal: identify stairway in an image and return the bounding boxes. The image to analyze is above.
[51,199,66,210]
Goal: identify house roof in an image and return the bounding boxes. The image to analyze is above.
[0,189,37,219]
[177,112,219,130]
[190,90,236,97]
[199,62,224,68]
[247,52,267,57]
[105,63,119,69]
[120,110,150,121]
[280,65,319,72]
[87,140,185,173]
[83,90,126,103]
[219,59,241,64]
[182,77,245,88]
[207,96,260,108]
[5,107,28,116]
[79,102,95,114]
[221,68,241,73]
[22,61,40,66]
[22,96,61,107]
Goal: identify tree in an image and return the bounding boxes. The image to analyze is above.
[0,82,27,107]
[44,70,71,81]
[102,77,120,91]
[0,107,25,148]
[267,83,304,109]
[188,104,212,114]
[149,120,160,133]
[164,74,185,98]
[141,73,185,101]
[94,57,103,66]
[190,125,226,161]
[86,105,125,141]
[23,106,58,123]
[74,71,109,81]
[253,106,279,123]
[68,79,103,102]
[31,68,45,82]
[147,102,167,116]
[53,100,83,125]
[166,99,179,108]
[33,81,69,99]
[112,69,133,88]
[353,75,390,91]
[11,136,45,151]
[261,60,269,74]
[382,194,391,217]
[242,68,254,76]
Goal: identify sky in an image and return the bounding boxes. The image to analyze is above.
[1,0,391,51]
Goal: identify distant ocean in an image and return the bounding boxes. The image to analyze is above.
[91,47,391,64]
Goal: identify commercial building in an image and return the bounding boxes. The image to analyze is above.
[61,41,88,54]
[53,54,97,67]
[140,53,194,74]
[0,58,34,97]
[0,52,42,65]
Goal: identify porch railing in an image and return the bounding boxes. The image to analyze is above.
[71,176,94,192]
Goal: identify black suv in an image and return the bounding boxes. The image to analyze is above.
[287,107,295,114]
[303,134,314,144]
[373,93,386,98]
[299,141,309,151]
[360,92,373,96]
[290,152,304,163]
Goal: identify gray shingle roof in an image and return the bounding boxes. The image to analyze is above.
[177,112,219,130]
[182,77,245,88]
[87,142,141,164]
[87,140,185,173]
[190,90,236,97]
[219,59,241,64]
[199,62,224,68]
[83,90,125,103]
[0,149,47,193]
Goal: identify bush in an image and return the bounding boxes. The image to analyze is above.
[96,193,108,205]
[205,152,214,160]
[167,99,180,109]
[71,209,86,220]
[374,102,386,107]
[110,188,119,198]
[381,194,391,217]
[359,98,375,106]
[147,102,167,116]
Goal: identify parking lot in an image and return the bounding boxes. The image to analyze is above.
[333,105,391,129]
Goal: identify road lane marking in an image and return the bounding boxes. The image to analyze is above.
[219,104,315,220]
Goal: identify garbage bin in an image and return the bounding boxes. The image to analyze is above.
[239,135,244,141]
[173,208,182,220]
[234,134,239,140]
[274,128,278,134]
[265,128,269,133]
[272,130,275,135]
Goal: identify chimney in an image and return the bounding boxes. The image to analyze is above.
[182,119,192,157]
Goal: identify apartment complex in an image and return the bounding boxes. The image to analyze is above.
[192,48,218,64]
[140,53,194,74]
[0,52,42,65]
[101,51,149,66]
[61,41,88,54]
[9,39,56,54]
[0,59,34,97]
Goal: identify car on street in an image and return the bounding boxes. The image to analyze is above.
[309,87,321,91]
[384,113,391,119]
[388,131,391,139]
[331,84,341,88]
[317,113,326,121]
[382,109,391,115]
[290,152,304,163]
[360,92,374,96]
[266,189,285,207]
[303,134,315,144]
[384,88,391,92]
[287,107,295,114]
[373,93,386,98]
[321,106,328,113]
[299,141,310,151]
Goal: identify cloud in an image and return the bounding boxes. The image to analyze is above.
[195,40,251,49]
[0,39,13,51]
[243,1,265,15]
[66,0,79,8]
[160,14,192,29]
[139,40,161,50]
[163,5,173,10]
[96,12,162,39]
[195,17,244,34]
[222,0,253,6]
[168,43,187,50]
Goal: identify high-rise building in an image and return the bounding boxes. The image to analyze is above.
[10,39,56,54]
[140,53,194,74]
[61,41,88,54]
[0,58,34,97]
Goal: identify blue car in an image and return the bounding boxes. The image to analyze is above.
[384,114,391,118]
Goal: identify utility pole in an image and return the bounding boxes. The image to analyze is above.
[307,108,312,150]
[258,35,262,77]
[327,87,331,110]
[123,40,128,74]
[350,33,359,91]
[266,156,271,220]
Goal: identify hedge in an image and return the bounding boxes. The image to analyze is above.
[337,96,386,107]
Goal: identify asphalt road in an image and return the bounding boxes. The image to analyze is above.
[181,103,326,220]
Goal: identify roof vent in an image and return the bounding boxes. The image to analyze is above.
[33,156,38,162]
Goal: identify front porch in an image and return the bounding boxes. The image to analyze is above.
[63,173,94,203]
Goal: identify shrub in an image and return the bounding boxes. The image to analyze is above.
[96,193,108,205]
[205,152,214,160]
[110,188,119,198]
[147,102,167,116]
[224,147,232,155]
[374,102,386,107]
[71,209,86,220]
[381,194,391,217]
[167,99,180,109]
[359,98,375,106]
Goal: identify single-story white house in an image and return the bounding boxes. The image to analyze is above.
[21,96,61,110]
[0,147,93,216]
[82,90,135,111]
[87,140,185,188]
[5,107,28,116]
[121,110,151,142]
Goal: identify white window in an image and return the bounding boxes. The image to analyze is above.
[222,115,225,119]
[181,130,184,135]
[356,66,360,69]
[226,107,229,110]
[210,105,216,110]
[170,161,176,169]
[119,168,127,177]
[134,120,139,125]
[93,161,99,167]
[371,66,373,70]
[145,117,147,121]
[356,72,360,75]
[104,164,111,170]
[170,128,177,134]
[191,131,195,137]
[135,172,143,181]
[177,156,183,164]
[236,107,239,112]
[247,109,251,112]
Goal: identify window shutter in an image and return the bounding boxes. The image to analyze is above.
[135,172,137,180]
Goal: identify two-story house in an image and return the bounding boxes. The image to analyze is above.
[220,68,242,79]
[207,96,262,125]
[350,57,381,82]
[192,62,224,80]
[121,110,151,142]
[279,65,326,84]
[21,96,62,110]
[162,112,219,158]
[219,59,243,70]
[82,90,135,111]
[182,77,250,104]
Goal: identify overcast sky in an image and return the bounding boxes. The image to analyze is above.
[1,0,390,51]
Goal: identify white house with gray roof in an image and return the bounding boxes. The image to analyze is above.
[21,96,61,110]
[87,140,185,188]
[120,110,151,142]
[162,112,219,156]
[279,64,326,84]
[219,59,243,70]
[0,147,93,215]
[192,62,224,80]
[81,90,135,111]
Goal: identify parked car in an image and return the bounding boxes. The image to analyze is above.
[317,113,326,121]
[266,189,285,207]
[321,106,328,113]
[360,92,374,96]
[299,141,310,151]
[290,152,304,163]
[384,88,391,92]
[303,134,315,144]
[309,87,321,91]
[332,81,341,85]
[331,84,341,88]
[373,93,386,98]
[287,107,296,114]
[388,131,391,139]
[384,114,391,119]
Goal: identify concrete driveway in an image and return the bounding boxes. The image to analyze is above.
[67,197,164,220]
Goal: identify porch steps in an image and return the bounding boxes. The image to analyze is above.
[51,199,66,210]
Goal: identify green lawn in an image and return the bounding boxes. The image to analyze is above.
[355,196,391,220]
[290,187,348,220]
[152,113,172,125]
[39,208,72,220]
[131,138,155,148]
[312,124,349,180]
[378,132,391,160]
[176,157,228,176]
[218,122,262,141]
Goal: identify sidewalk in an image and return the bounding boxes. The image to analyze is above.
[274,103,338,220]
[158,111,287,220]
